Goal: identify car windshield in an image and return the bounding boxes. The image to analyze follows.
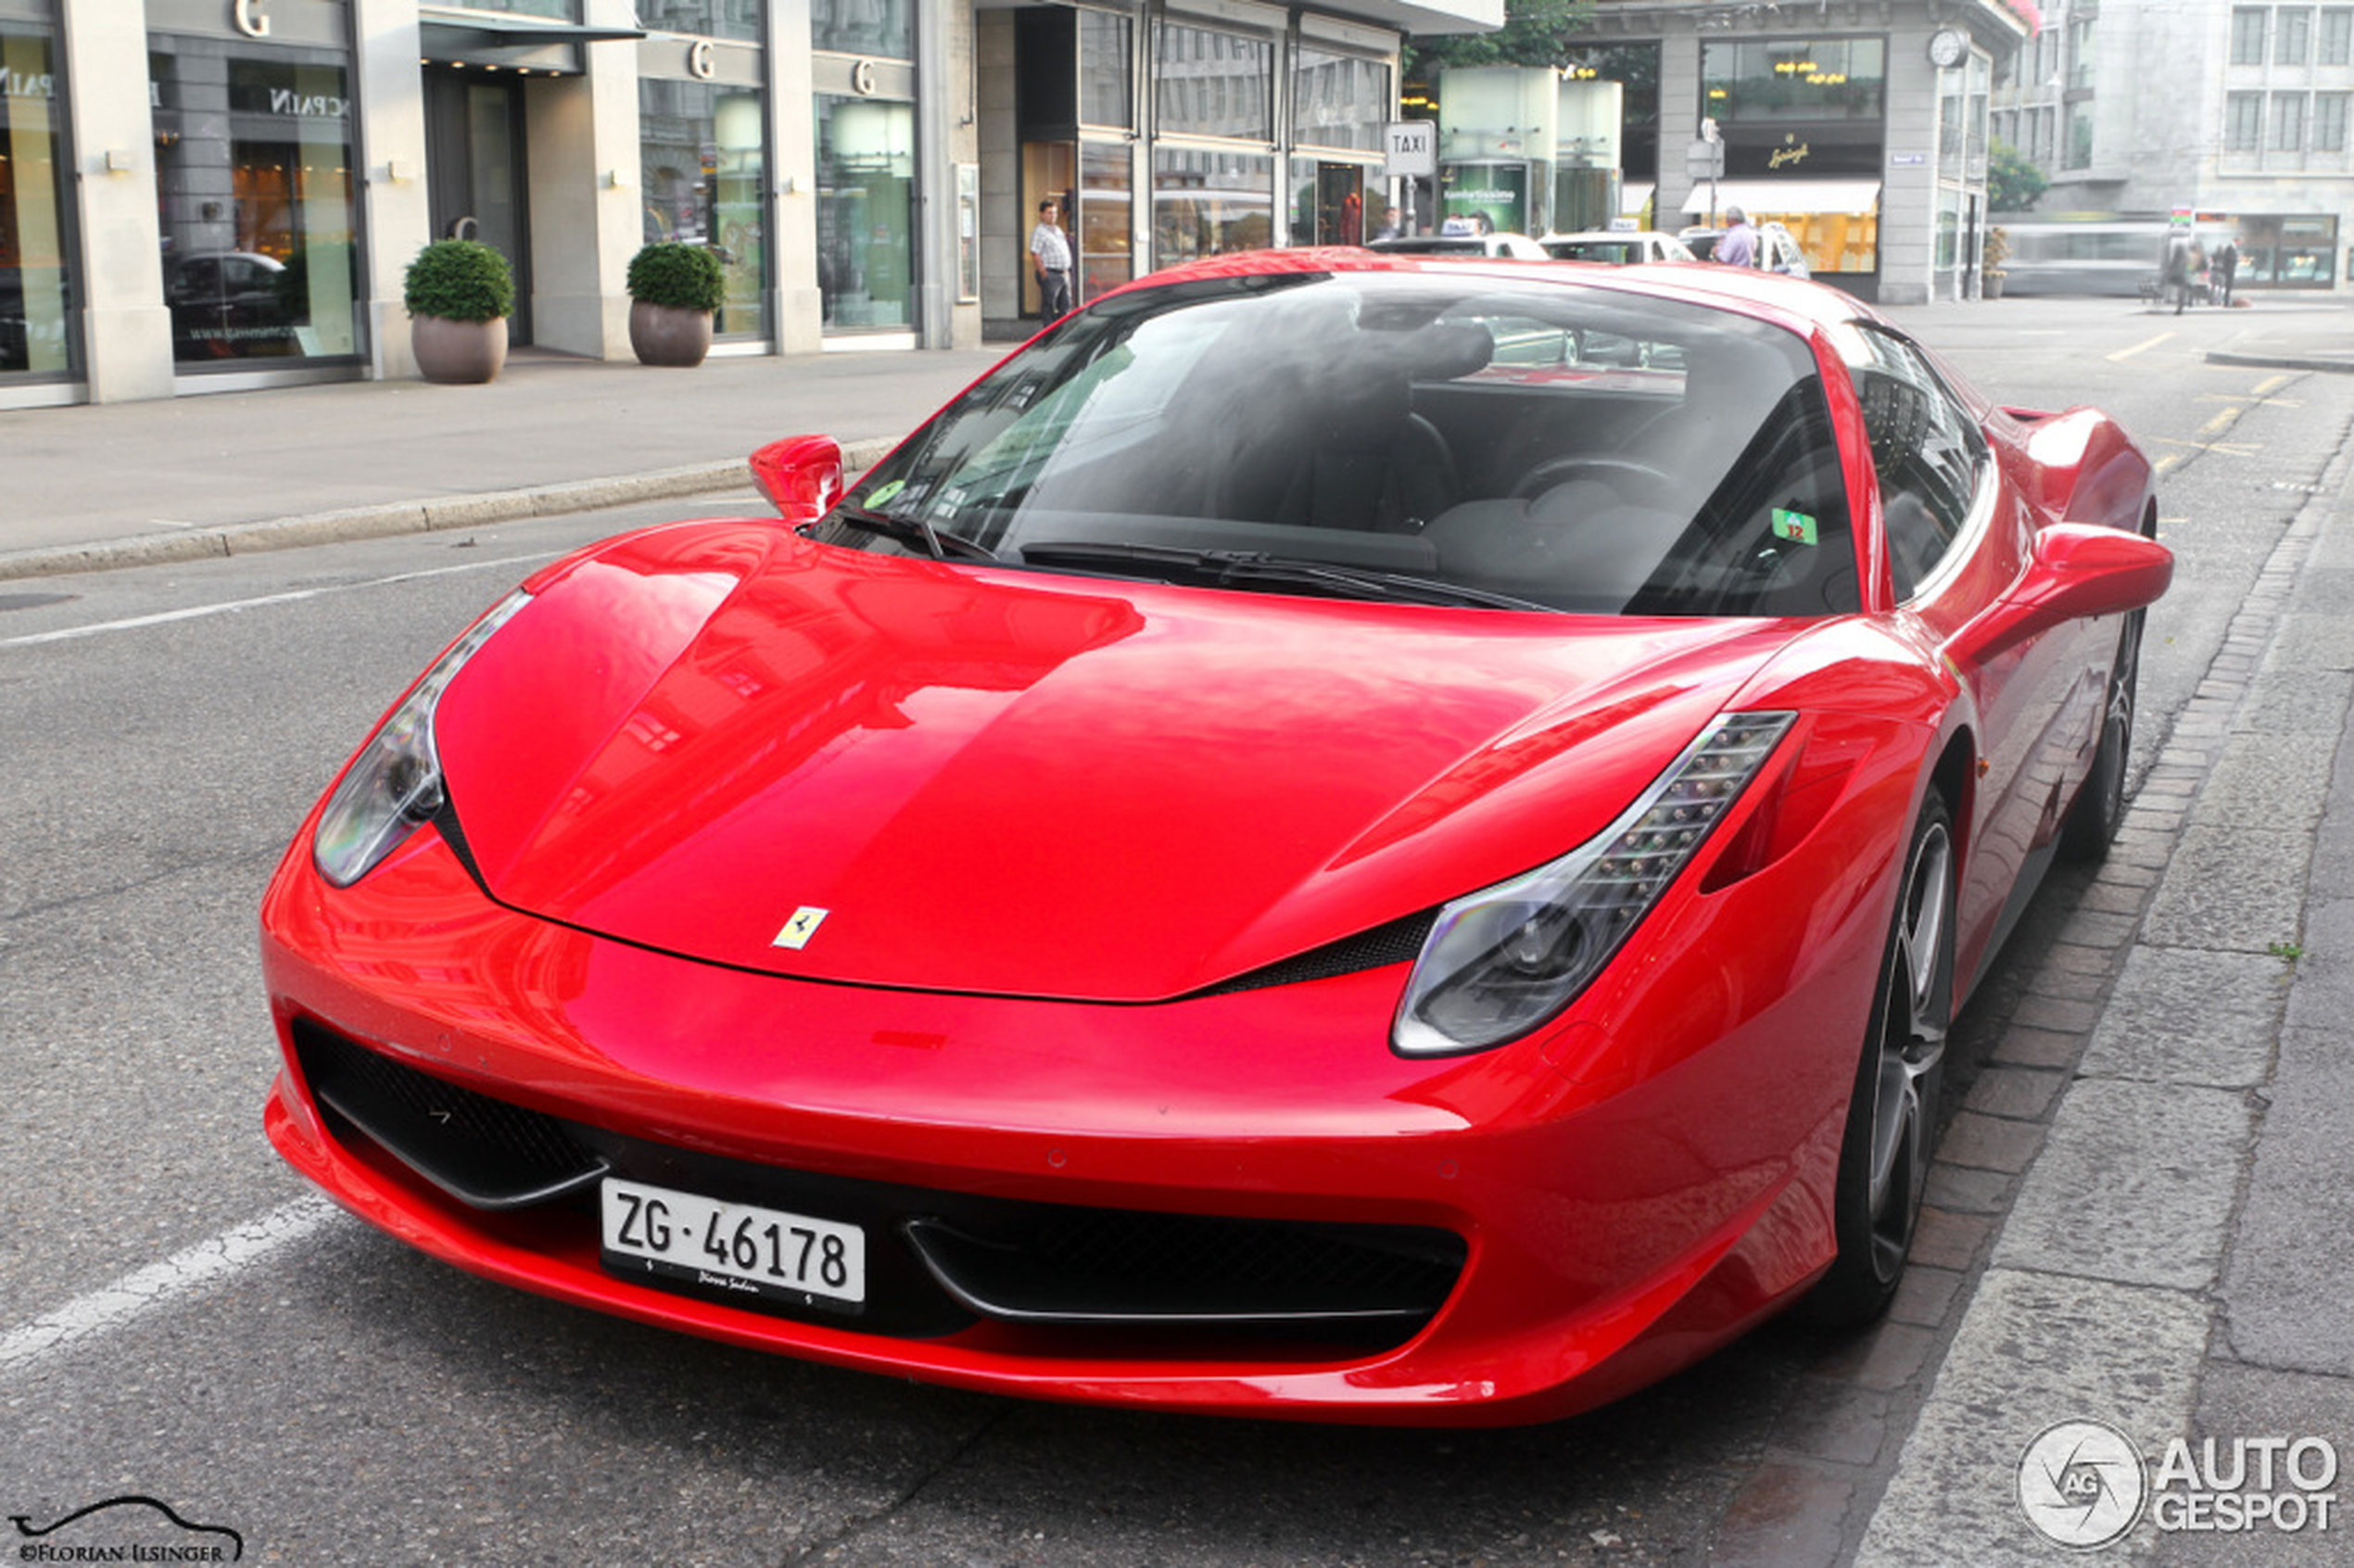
[1548,240,1645,264]
[817,270,1857,617]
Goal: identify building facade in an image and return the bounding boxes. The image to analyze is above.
[0,0,1498,408]
[1991,0,2349,290]
[1546,0,2034,306]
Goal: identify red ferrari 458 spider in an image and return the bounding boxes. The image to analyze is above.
[263,251,2170,1425]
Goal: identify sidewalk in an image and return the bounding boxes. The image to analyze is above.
[0,345,1004,580]
[6,303,2354,1562]
[1851,413,2354,1565]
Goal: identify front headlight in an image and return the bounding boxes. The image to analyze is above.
[1391,711,1796,1057]
[312,589,532,888]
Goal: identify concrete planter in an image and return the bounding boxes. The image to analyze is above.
[411,314,508,385]
[629,300,715,367]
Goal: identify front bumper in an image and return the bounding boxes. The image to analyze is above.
[261,822,1877,1425]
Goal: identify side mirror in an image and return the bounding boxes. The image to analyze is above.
[1955,523,2173,664]
[748,436,843,524]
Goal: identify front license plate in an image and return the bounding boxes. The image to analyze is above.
[600,1177,866,1311]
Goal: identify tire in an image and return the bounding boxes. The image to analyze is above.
[2059,610,2144,862]
[1803,794,1955,1328]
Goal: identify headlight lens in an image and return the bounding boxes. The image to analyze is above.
[1391,711,1796,1056]
[312,590,532,887]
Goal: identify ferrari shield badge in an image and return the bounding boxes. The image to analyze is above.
[773,906,830,950]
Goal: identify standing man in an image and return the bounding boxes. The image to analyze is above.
[2163,234,2194,314]
[1031,198,1073,321]
[2214,235,2240,307]
[1715,206,1759,268]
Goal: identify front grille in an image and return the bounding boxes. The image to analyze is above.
[295,1021,608,1208]
[905,1209,1462,1327]
[294,1020,1466,1352]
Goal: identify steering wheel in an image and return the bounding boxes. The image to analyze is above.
[1509,455,1678,506]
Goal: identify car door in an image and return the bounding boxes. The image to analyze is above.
[1849,326,2093,983]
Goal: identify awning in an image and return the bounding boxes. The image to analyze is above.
[1619,182,1656,217]
[418,14,644,75]
[1681,179,1881,217]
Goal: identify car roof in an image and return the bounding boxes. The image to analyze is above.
[1539,230,1681,243]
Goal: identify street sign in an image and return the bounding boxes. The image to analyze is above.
[1385,120,1436,179]
[1686,138,1726,181]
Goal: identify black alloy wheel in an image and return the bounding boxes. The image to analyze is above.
[2060,609,2144,861]
[1803,793,1955,1326]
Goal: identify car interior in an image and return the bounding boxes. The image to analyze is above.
[831,273,1863,618]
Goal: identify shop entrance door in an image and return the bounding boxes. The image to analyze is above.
[424,70,532,343]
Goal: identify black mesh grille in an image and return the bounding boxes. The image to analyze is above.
[905,1208,1463,1326]
[295,1021,607,1208]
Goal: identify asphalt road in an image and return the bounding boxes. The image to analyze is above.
[3,299,2347,1565]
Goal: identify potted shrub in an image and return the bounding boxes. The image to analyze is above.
[403,239,513,384]
[626,242,726,367]
[1982,226,2010,299]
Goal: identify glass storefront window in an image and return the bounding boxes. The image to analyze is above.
[816,94,915,331]
[814,0,911,59]
[1153,21,1271,142]
[640,1,761,44]
[1081,9,1133,129]
[1289,156,1367,245]
[150,36,362,367]
[1151,146,1271,264]
[1080,141,1132,303]
[1292,48,1389,152]
[639,78,768,338]
[1701,38,1887,125]
[2,25,73,379]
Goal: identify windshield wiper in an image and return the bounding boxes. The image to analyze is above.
[832,503,1000,563]
[1018,541,1559,613]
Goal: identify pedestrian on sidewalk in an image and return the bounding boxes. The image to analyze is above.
[1031,198,1073,322]
[2165,235,2195,314]
[2215,235,2240,307]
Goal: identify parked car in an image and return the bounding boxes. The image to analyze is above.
[165,249,296,357]
[1538,229,1697,264]
[1367,231,1550,260]
[265,250,2169,1426]
[1681,221,1812,279]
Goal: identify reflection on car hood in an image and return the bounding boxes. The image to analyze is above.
[434,522,1799,1000]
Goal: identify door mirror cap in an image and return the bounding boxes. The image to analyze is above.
[1956,524,2173,663]
[749,436,844,524]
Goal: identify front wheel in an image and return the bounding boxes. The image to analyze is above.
[2060,611,2143,861]
[1803,795,1955,1327]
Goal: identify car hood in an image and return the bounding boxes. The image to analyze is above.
[433,523,1800,1001]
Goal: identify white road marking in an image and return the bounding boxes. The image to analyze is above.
[2107,331,2175,361]
[0,1196,340,1374]
[0,550,558,649]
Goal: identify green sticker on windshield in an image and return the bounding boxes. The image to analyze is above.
[865,479,907,509]
[1771,508,1818,547]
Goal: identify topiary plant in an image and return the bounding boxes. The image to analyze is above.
[627,242,727,313]
[403,239,514,322]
